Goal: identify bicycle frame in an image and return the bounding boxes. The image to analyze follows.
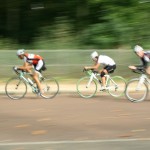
[16,71,39,93]
[86,71,113,88]
[145,76,150,84]
[137,74,150,90]
[19,72,29,83]
[86,72,99,88]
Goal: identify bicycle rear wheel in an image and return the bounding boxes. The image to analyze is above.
[107,76,126,97]
[125,78,148,102]
[40,77,59,99]
[5,77,27,100]
[76,76,97,98]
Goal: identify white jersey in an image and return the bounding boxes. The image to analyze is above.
[144,51,150,62]
[98,55,116,66]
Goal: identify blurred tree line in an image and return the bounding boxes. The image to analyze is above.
[0,0,149,49]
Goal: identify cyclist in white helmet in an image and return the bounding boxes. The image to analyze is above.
[129,45,150,75]
[84,51,116,90]
[15,49,47,94]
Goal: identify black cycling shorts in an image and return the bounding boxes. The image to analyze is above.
[104,65,116,73]
[34,60,47,73]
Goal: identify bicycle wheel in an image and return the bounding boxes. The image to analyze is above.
[5,77,27,100]
[125,78,148,102]
[107,76,126,97]
[76,76,97,98]
[40,77,59,99]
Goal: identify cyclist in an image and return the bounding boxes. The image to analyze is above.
[129,45,150,75]
[84,51,116,90]
[15,49,47,94]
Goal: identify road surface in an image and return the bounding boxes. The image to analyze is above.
[0,91,150,150]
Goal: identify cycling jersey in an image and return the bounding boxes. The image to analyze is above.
[24,53,43,65]
[24,53,46,72]
[98,55,116,66]
[138,51,150,68]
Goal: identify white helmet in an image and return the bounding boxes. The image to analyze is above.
[17,49,25,56]
[91,51,98,59]
[134,45,143,53]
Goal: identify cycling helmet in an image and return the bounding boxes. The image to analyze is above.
[17,49,25,56]
[134,45,143,53]
[91,51,98,60]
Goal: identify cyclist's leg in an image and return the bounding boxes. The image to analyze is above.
[146,66,150,75]
[102,65,116,86]
[100,69,107,87]
[21,63,33,73]
[101,65,116,88]
[33,60,44,93]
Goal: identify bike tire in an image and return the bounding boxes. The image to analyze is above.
[76,76,97,98]
[40,77,59,99]
[107,76,126,97]
[5,77,27,100]
[125,78,148,102]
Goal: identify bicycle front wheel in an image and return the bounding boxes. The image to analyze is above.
[5,77,27,100]
[40,77,59,99]
[125,78,148,102]
[107,76,126,97]
[76,76,97,98]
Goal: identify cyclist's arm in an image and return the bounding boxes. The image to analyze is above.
[85,63,100,70]
[134,58,148,69]
[129,57,148,69]
[18,62,32,71]
[129,65,145,70]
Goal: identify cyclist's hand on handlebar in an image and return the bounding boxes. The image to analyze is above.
[84,67,93,70]
[128,65,146,74]
[13,66,18,71]
[128,66,136,70]
[83,67,94,71]
[83,67,89,72]
[128,66,138,72]
[84,67,88,70]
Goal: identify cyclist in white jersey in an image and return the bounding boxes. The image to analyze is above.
[84,51,116,90]
[129,45,150,75]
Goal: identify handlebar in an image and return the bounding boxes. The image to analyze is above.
[13,67,27,75]
[13,66,20,75]
[83,68,99,76]
[131,68,146,74]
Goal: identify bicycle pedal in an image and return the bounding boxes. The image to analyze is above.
[100,88,106,91]
[100,90,105,92]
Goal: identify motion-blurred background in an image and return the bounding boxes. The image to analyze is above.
[0,0,149,80]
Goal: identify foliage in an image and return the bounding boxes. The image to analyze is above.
[0,0,149,49]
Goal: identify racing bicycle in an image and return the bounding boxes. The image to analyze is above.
[76,69,126,98]
[125,68,150,102]
[5,67,59,100]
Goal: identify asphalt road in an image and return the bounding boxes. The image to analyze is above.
[0,91,150,150]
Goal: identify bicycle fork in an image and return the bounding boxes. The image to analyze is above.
[15,80,22,90]
[86,74,98,88]
[136,75,146,91]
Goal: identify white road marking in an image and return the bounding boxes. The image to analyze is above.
[0,138,150,146]
[0,140,12,143]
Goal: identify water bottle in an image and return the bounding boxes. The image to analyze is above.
[28,78,34,86]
